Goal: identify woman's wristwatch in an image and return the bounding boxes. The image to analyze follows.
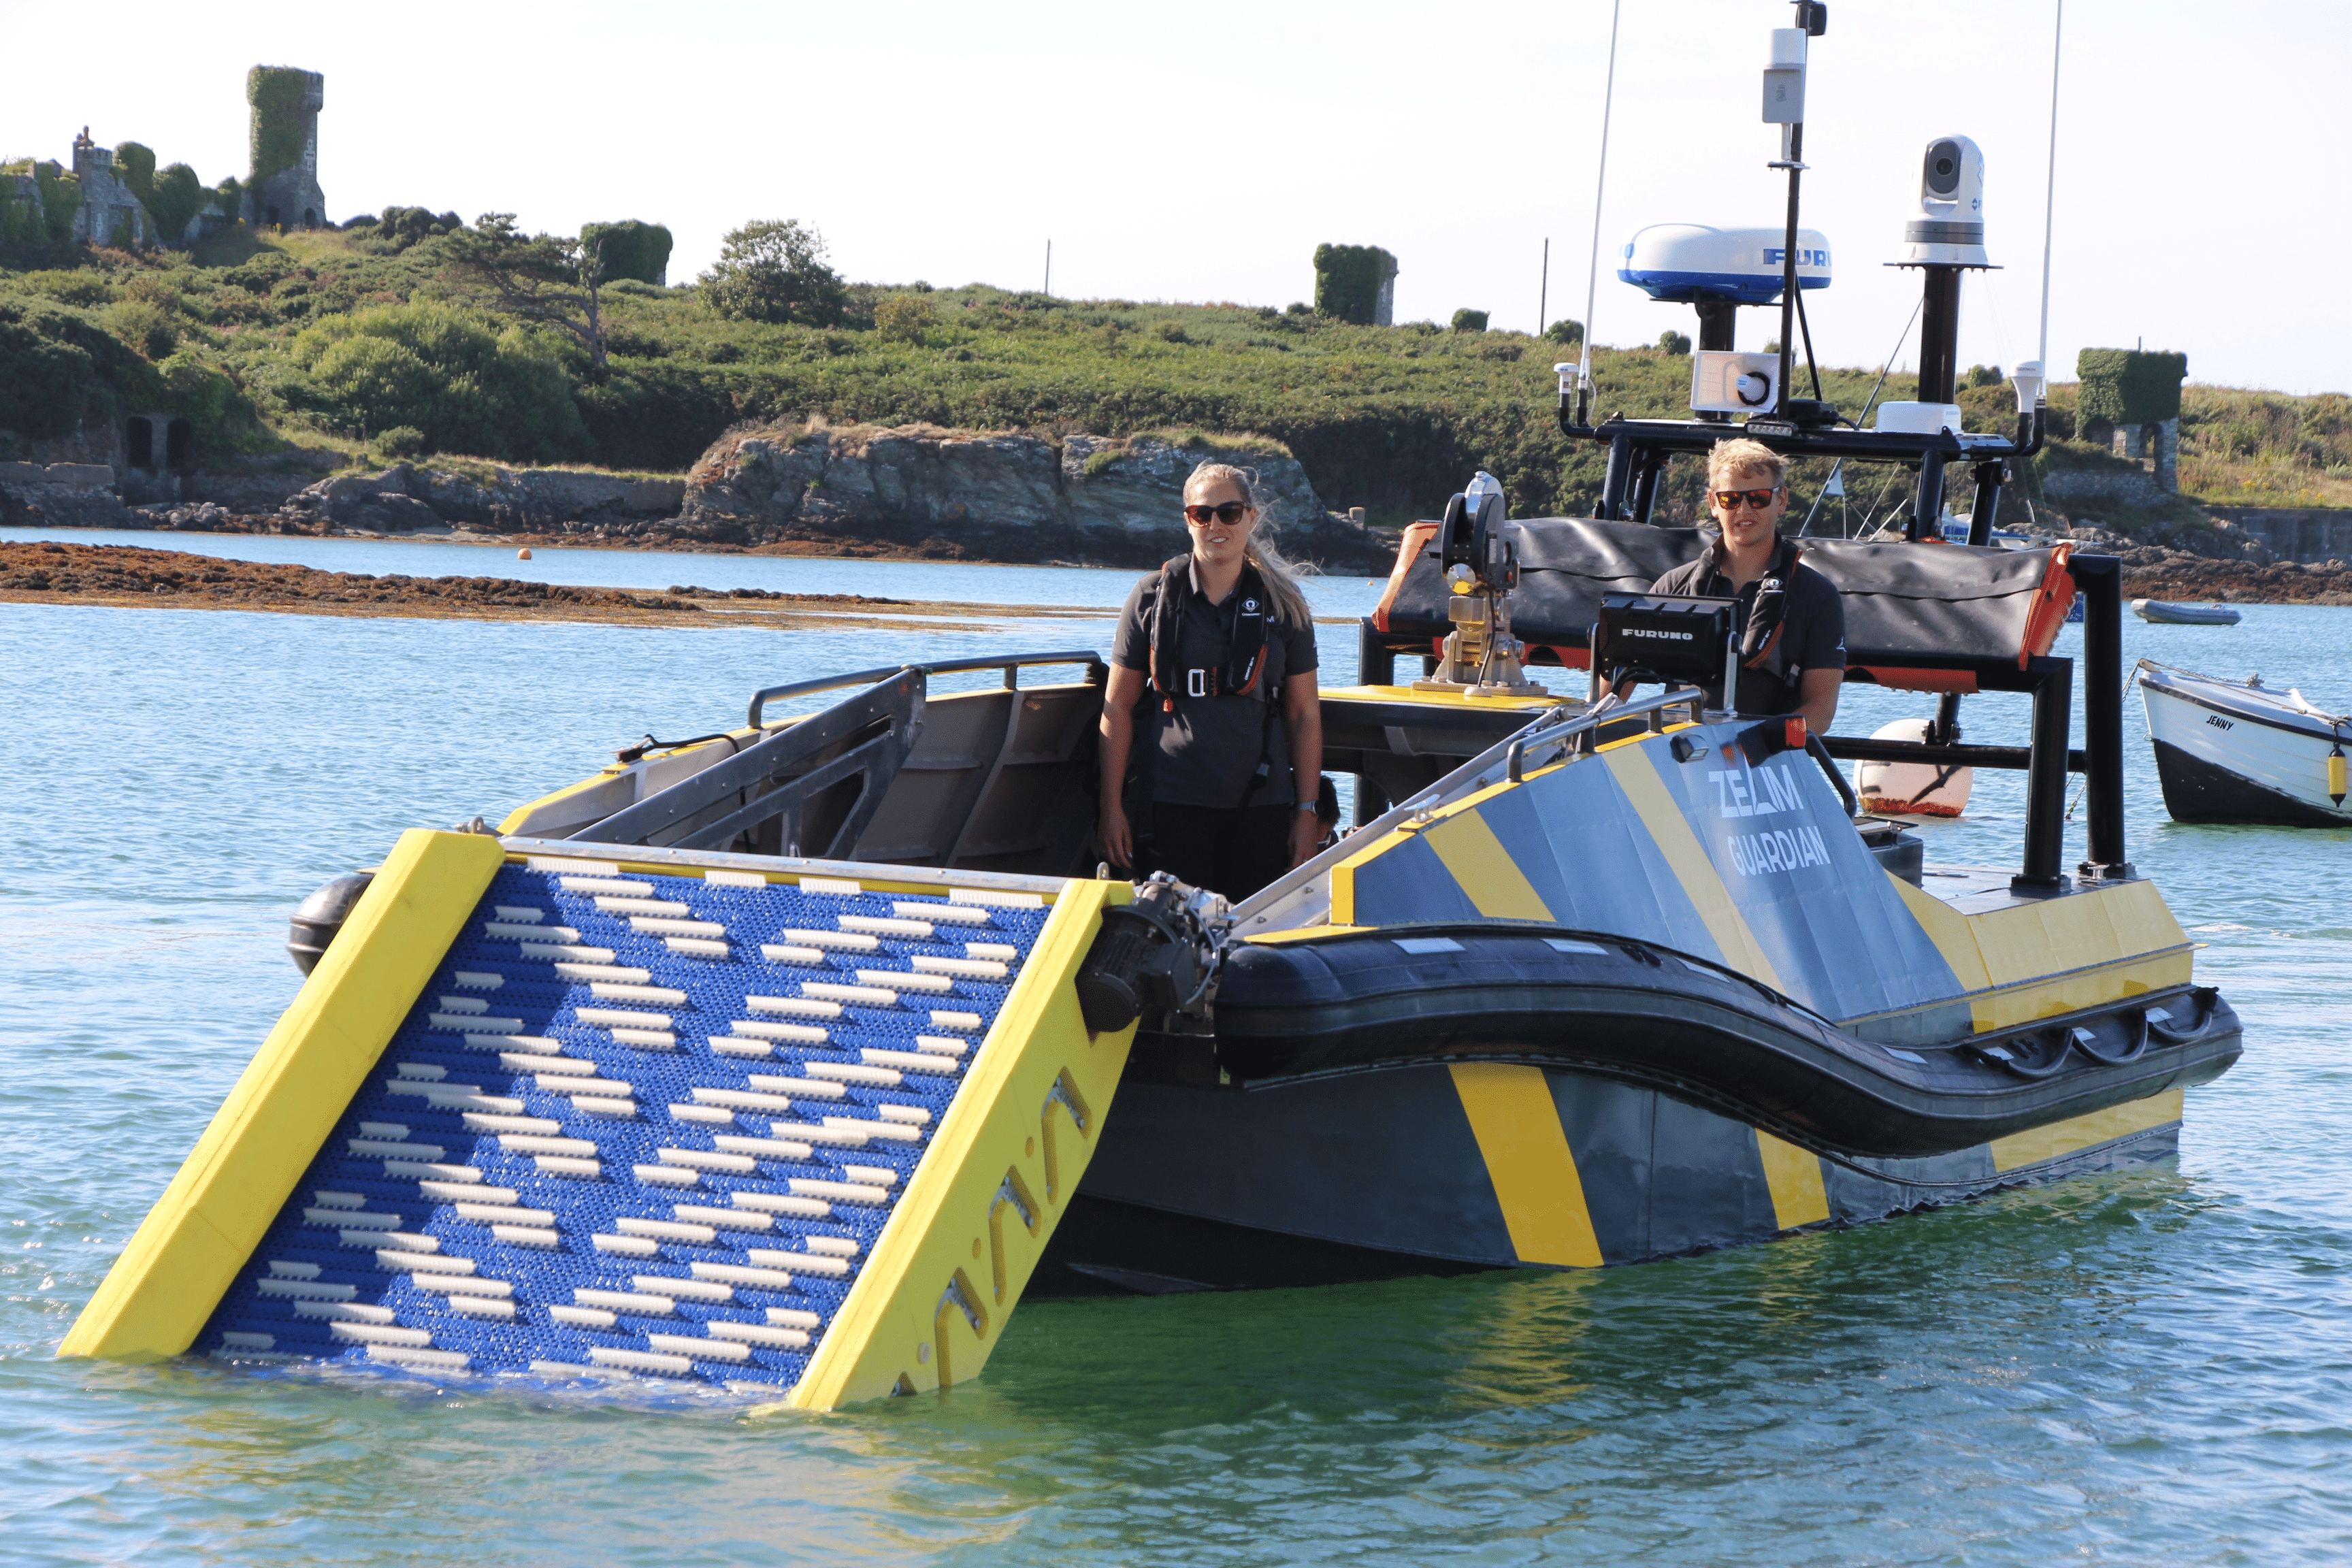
[1294,801,1319,813]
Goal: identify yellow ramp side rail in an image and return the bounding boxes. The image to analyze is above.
[63,829,507,1362]
[789,879,1134,1408]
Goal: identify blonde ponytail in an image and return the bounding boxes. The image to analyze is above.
[1185,459,1313,627]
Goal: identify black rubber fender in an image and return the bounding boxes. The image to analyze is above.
[1207,925,2242,1160]
[287,872,376,975]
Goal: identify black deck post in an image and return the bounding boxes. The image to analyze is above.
[2073,554,2132,878]
[1600,431,1633,520]
[1908,452,1946,541]
[1966,460,2005,545]
[2013,654,2074,893]
[1631,451,1665,524]
[1356,619,1396,689]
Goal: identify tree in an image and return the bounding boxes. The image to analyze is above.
[439,213,608,368]
[1544,318,1584,346]
[1658,329,1692,355]
[700,218,846,325]
[1451,308,1489,333]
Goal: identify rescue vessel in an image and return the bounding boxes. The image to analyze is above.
[61,3,2239,1403]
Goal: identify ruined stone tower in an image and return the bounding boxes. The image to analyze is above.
[244,66,325,230]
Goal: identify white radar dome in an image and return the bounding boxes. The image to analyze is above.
[1618,224,1831,306]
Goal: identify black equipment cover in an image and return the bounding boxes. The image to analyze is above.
[1379,518,2074,672]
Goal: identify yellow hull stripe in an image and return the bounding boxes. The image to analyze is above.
[1755,1130,1831,1228]
[1989,1088,2185,1172]
[1422,810,1555,921]
[1601,747,1785,988]
[1890,874,1995,993]
[1448,1064,1603,1268]
[783,881,1135,1409]
[61,829,508,1362]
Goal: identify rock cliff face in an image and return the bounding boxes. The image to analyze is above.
[3,421,1397,571]
[673,422,1385,568]
[276,464,687,533]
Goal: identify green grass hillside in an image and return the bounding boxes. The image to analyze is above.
[5,222,2348,529]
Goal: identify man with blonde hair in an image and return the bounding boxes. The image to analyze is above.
[1648,437,1845,732]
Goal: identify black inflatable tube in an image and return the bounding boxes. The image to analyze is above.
[1208,926,2241,1160]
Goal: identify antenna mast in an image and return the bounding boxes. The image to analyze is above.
[2037,0,2063,368]
[1573,0,1623,420]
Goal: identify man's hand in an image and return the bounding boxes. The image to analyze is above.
[1797,667,1842,736]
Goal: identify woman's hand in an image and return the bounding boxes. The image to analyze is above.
[1288,808,1321,868]
[1097,665,1146,870]
[1099,800,1134,870]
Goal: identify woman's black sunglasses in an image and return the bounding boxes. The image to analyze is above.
[1183,502,1252,525]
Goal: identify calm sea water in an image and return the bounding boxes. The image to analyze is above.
[3,544,2349,1565]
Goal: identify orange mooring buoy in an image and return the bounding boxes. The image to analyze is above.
[517,548,534,560]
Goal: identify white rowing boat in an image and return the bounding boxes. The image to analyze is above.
[2138,659,2350,824]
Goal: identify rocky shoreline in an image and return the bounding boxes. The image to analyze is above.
[0,542,1120,630]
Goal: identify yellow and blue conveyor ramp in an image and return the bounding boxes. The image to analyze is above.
[61,830,1134,1407]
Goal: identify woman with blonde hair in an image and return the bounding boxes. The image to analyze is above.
[1097,461,1324,898]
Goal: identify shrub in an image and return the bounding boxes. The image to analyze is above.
[1313,244,1398,325]
[583,219,673,286]
[1544,318,1584,346]
[702,218,846,325]
[0,308,103,435]
[1658,329,1692,355]
[575,363,738,470]
[1965,363,2003,389]
[374,424,428,458]
[156,350,255,461]
[1452,309,1488,333]
[875,292,936,344]
[289,302,586,461]
[114,142,159,206]
[148,163,210,245]
[374,207,463,251]
[1151,319,1190,343]
[106,299,180,359]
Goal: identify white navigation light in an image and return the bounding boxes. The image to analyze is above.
[1763,27,1808,124]
[2009,359,2046,412]
[1902,134,1990,267]
[1619,225,1831,306]
[1691,351,1782,416]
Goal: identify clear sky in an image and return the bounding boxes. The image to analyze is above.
[7,0,2338,393]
